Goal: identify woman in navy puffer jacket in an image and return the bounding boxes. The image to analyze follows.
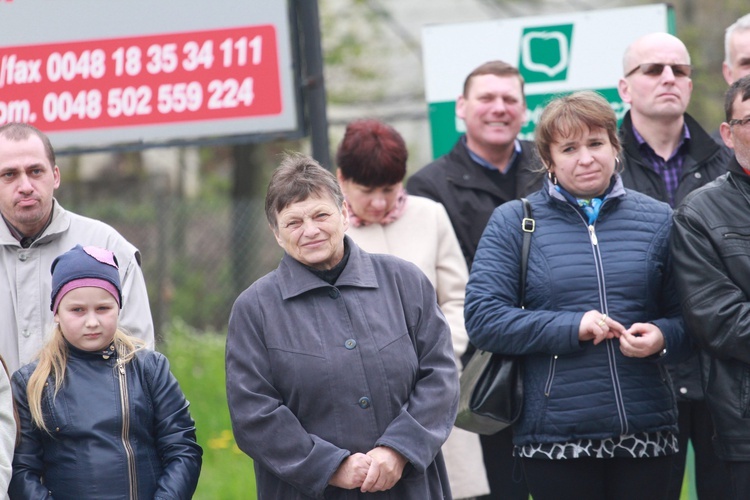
[465,91,690,500]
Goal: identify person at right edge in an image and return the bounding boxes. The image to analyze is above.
[710,13,750,144]
[465,90,691,500]
[406,60,543,500]
[671,74,750,500]
[617,32,732,499]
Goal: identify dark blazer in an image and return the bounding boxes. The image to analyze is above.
[619,111,731,209]
[406,138,543,269]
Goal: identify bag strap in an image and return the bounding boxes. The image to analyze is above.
[519,198,534,308]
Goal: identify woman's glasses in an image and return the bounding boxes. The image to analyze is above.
[625,63,692,78]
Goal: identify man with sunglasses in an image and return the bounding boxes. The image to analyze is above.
[618,32,731,500]
[672,75,750,500]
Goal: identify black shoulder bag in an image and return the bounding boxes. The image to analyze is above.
[454,198,534,435]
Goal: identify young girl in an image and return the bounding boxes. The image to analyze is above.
[9,245,202,499]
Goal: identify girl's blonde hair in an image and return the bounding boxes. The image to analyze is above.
[26,324,145,433]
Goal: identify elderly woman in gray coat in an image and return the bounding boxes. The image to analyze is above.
[226,153,459,499]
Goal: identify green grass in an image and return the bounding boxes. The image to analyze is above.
[162,321,257,499]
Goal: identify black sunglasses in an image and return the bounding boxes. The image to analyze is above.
[625,63,692,78]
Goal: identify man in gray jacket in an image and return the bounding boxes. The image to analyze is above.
[0,122,154,372]
[618,32,731,500]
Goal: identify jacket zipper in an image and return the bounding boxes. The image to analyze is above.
[117,359,138,500]
[544,355,558,396]
[724,232,750,240]
[541,204,630,433]
[587,221,629,435]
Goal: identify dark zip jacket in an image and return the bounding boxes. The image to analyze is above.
[672,157,750,460]
[10,344,202,499]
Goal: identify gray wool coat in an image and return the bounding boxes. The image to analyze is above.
[226,237,459,499]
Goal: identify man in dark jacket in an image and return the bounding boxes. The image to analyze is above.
[406,60,542,500]
[407,61,542,272]
[618,32,731,500]
[671,74,750,499]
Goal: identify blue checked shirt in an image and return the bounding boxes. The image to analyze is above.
[632,124,691,208]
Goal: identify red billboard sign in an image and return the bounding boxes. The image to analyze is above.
[0,25,283,132]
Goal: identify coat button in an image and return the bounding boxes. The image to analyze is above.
[328,288,340,299]
[18,253,28,262]
[694,172,702,179]
[358,397,371,409]
[345,339,357,349]
[21,329,30,338]
[679,387,688,394]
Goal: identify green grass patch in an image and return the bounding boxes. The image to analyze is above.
[163,320,257,499]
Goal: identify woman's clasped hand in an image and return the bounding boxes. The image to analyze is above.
[580,310,666,357]
[330,447,408,492]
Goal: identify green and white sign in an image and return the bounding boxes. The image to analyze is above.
[422,4,675,158]
[519,24,574,84]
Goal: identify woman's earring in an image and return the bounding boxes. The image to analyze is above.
[548,170,558,185]
[614,157,622,172]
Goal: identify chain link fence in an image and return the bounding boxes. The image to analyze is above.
[57,170,283,340]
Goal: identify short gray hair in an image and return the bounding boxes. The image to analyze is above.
[725,13,750,66]
[265,153,344,230]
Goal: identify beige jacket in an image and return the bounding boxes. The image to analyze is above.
[346,196,469,358]
[346,194,489,498]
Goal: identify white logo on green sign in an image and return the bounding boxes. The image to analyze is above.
[519,24,574,83]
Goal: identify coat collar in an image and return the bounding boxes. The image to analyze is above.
[66,338,118,361]
[620,111,721,169]
[445,137,543,194]
[727,155,750,185]
[546,174,627,203]
[0,199,71,247]
[276,235,379,300]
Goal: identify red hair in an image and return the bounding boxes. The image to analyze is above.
[336,119,407,186]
